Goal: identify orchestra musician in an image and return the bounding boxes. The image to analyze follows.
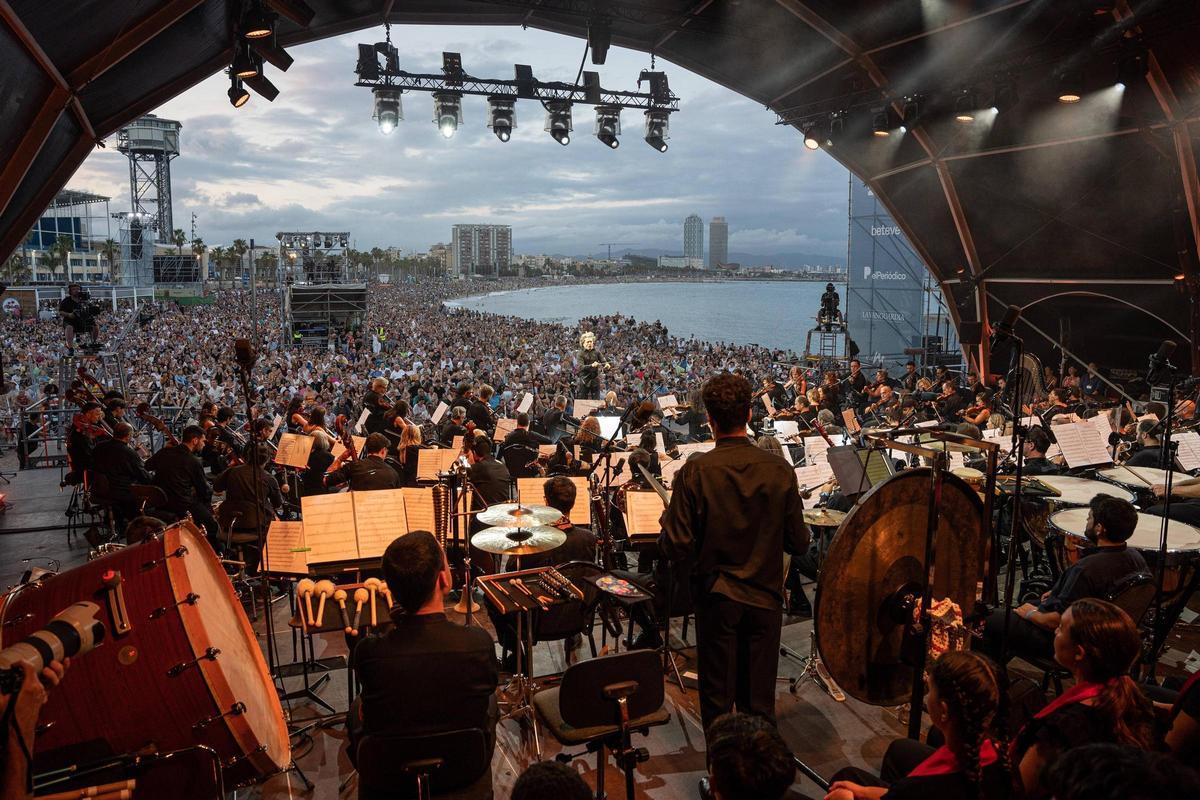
[439,406,469,446]
[901,360,920,393]
[198,400,218,430]
[466,384,497,434]
[755,376,787,415]
[212,443,283,574]
[103,397,128,431]
[864,384,901,423]
[1020,426,1062,476]
[962,390,992,429]
[557,416,605,471]
[362,377,391,434]
[500,412,551,451]
[66,401,107,485]
[541,395,573,442]
[935,380,965,423]
[598,390,624,416]
[785,365,808,403]
[146,425,219,543]
[392,423,423,488]
[845,359,868,411]
[89,422,152,530]
[1034,388,1072,426]
[325,432,400,492]
[658,372,811,734]
[1123,419,1162,468]
[59,282,99,352]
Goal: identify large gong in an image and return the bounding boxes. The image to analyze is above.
[816,467,985,706]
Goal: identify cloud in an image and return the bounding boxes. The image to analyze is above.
[67,25,850,257]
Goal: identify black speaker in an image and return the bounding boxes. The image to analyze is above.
[958,321,983,346]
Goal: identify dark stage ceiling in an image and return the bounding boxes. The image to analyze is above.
[2,0,1198,372]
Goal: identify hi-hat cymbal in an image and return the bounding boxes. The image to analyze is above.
[476,503,561,527]
[471,525,566,556]
[803,508,847,527]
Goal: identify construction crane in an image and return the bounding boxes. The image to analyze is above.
[598,242,636,260]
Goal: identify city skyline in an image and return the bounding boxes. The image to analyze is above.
[64,25,850,259]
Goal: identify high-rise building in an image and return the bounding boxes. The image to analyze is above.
[684,213,704,263]
[450,224,513,276]
[708,216,728,269]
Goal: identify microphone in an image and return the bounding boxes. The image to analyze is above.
[612,457,626,477]
[234,338,257,371]
[1147,339,1177,383]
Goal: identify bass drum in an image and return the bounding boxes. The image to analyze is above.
[0,521,288,789]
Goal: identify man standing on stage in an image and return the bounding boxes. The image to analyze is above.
[575,332,609,400]
[658,372,810,733]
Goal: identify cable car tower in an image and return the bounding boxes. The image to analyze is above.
[116,115,181,244]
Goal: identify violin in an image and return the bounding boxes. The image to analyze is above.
[136,402,179,447]
[335,414,358,461]
[205,426,244,467]
[72,414,113,439]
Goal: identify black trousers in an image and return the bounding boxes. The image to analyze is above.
[694,592,781,733]
[978,606,1054,665]
[1145,500,1200,527]
[829,737,935,789]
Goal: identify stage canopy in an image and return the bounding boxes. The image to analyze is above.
[2,1,1198,372]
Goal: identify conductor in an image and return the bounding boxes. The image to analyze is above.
[659,372,810,734]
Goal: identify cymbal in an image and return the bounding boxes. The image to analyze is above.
[816,468,985,706]
[475,503,561,527]
[471,525,566,556]
[803,508,847,527]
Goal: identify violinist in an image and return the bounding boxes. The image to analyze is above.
[775,393,816,425]
[212,407,245,453]
[785,365,808,403]
[845,359,868,411]
[439,406,469,446]
[381,400,412,453]
[1038,388,1072,426]
[325,432,400,492]
[962,390,992,428]
[467,384,496,434]
[598,390,624,416]
[901,360,920,393]
[935,380,964,423]
[198,400,218,431]
[755,375,787,415]
[67,402,108,484]
[864,384,901,423]
[294,406,335,451]
[90,422,151,530]
[500,412,550,450]
[146,425,219,543]
[394,423,423,487]
[362,377,391,434]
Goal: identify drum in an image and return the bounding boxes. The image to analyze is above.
[951,467,984,490]
[1097,466,1175,495]
[1047,507,1200,592]
[1038,475,1134,506]
[0,521,288,787]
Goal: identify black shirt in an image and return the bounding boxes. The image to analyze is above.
[1124,446,1161,468]
[1037,543,1149,614]
[466,399,494,433]
[501,428,550,450]
[883,762,1009,800]
[520,524,597,571]
[213,463,283,530]
[362,390,388,435]
[659,436,810,610]
[1023,456,1062,476]
[468,456,512,507]
[147,443,211,506]
[326,455,401,491]
[90,439,151,496]
[439,421,468,446]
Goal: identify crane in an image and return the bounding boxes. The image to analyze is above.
[598,242,636,261]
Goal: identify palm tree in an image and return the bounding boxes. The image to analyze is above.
[47,234,73,282]
[1,254,31,283]
[98,238,119,283]
[172,228,187,255]
[231,239,248,285]
[191,238,206,282]
[255,252,278,287]
[210,246,226,286]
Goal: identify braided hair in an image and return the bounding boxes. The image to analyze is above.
[929,651,1008,797]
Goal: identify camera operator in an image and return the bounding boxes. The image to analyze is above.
[1,658,69,799]
[59,284,99,353]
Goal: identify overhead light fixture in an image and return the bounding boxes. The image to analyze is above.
[232,44,261,79]
[992,78,1019,113]
[828,112,845,145]
[954,90,977,123]
[372,87,402,135]
[1116,48,1148,90]
[487,96,515,142]
[871,107,891,137]
[241,3,275,39]
[594,105,621,149]
[228,74,250,108]
[802,121,822,150]
[901,96,921,128]
[433,92,462,139]
[545,100,573,146]
[1057,70,1082,103]
[644,108,670,152]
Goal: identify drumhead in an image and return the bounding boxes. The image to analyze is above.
[167,523,290,774]
[951,467,983,479]
[1039,475,1134,505]
[1097,466,1175,489]
[1049,507,1200,552]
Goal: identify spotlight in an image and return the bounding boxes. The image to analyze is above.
[545,100,573,146]
[901,96,921,128]
[954,90,977,123]
[373,87,402,135]
[1117,48,1148,89]
[232,44,261,79]
[241,3,274,39]
[644,108,670,152]
[339,236,349,247]
[871,107,891,137]
[487,96,515,142]
[1057,70,1082,103]
[324,236,333,248]
[992,78,1019,113]
[594,105,621,149]
[828,112,845,145]
[433,92,462,139]
[228,74,250,108]
[802,121,822,150]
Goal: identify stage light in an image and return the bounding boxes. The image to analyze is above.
[594,105,621,149]
[828,112,845,145]
[954,90,978,123]
[433,92,462,139]
[232,44,261,79]
[241,3,274,39]
[324,236,333,248]
[545,100,573,146]
[487,96,515,142]
[1116,48,1148,90]
[644,108,670,152]
[228,74,250,108]
[871,107,891,137]
[339,236,348,247]
[901,96,921,128]
[1057,70,1082,103]
[993,78,1019,113]
[802,122,822,150]
[372,87,402,135]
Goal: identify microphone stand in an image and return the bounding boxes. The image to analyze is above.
[997,335,1031,672]
[1146,367,1181,678]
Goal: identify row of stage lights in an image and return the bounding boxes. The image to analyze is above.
[370,89,670,151]
[279,234,349,249]
[226,3,277,107]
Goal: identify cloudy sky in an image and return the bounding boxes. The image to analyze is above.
[70,24,850,258]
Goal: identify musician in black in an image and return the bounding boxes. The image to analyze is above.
[439,406,469,446]
[66,401,105,484]
[659,372,811,732]
[466,435,513,574]
[212,407,243,452]
[540,395,574,442]
[1022,426,1062,476]
[901,361,920,393]
[844,359,868,411]
[146,425,219,543]
[756,376,787,417]
[325,433,400,491]
[500,413,551,450]
[467,384,496,433]
[213,443,283,573]
[936,379,965,423]
[575,331,609,400]
[362,377,390,435]
[103,398,128,432]
[59,283,98,351]
[865,383,901,424]
[90,422,152,530]
[1124,419,1162,468]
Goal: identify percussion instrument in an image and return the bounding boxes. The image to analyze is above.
[470,525,567,556]
[475,503,561,528]
[816,468,986,706]
[0,521,288,786]
[1037,475,1134,506]
[1097,465,1177,493]
[802,509,847,528]
[951,467,984,490]
[1047,507,1200,592]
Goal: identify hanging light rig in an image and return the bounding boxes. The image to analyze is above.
[353,34,679,151]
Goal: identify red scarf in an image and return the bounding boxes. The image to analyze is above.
[1171,671,1200,720]
[1034,680,1107,720]
[909,740,998,777]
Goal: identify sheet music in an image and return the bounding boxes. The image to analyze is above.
[1020,415,1043,428]
[597,416,621,441]
[949,450,966,470]
[451,435,464,453]
[655,432,667,455]
[269,414,284,441]
[982,427,1005,440]
[774,420,800,441]
[263,520,308,575]
[417,449,458,481]
[352,489,408,559]
[662,443,714,484]
[841,408,861,434]
[573,399,603,417]
[275,432,315,468]
[794,462,835,509]
[538,444,557,458]
[803,436,830,466]
[762,395,775,416]
[430,401,449,425]
[624,489,669,536]
[517,392,534,415]
[354,408,370,434]
[516,477,590,526]
[301,493,361,563]
[658,394,678,415]
[331,435,366,460]
[780,443,794,465]
[1052,421,1113,469]
[1175,431,1200,472]
[494,417,517,440]
[402,487,437,534]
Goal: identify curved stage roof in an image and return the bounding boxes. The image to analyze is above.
[1,1,1198,370]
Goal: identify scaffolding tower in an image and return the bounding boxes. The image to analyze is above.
[276,231,354,284]
[116,115,181,244]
